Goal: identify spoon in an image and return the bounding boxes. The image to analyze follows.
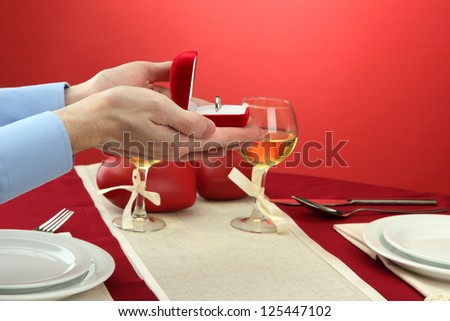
[291,196,448,219]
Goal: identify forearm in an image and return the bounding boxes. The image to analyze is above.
[63,82,93,106]
[54,93,107,153]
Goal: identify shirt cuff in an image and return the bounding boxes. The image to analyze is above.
[0,111,73,203]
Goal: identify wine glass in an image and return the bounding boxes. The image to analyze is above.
[231,97,298,233]
[113,158,166,232]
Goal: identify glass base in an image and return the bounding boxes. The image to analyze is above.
[231,216,277,234]
[113,215,165,233]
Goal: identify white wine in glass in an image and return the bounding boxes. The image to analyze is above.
[112,157,166,232]
[231,97,298,233]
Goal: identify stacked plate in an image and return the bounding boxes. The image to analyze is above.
[362,214,450,281]
[0,230,115,300]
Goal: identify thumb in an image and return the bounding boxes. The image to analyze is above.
[149,89,216,139]
[145,61,172,83]
[163,106,216,139]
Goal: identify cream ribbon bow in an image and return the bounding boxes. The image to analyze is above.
[228,167,288,234]
[97,168,161,229]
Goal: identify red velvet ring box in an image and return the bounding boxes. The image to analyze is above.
[169,51,249,127]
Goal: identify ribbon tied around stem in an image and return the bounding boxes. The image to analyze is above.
[97,168,161,229]
[228,167,288,234]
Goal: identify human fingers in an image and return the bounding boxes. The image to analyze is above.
[151,85,211,108]
[143,61,172,83]
[172,125,263,161]
[198,125,264,149]
[192,97,211,106]
[93,61,172,91]
[151,98,217,139]
[99,123,262,162]
[150,85,171,97]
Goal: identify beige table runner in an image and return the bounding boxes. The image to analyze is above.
[76,164,384,301]
[66,284,112,301]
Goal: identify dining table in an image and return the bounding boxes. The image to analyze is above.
[0,162,449,301]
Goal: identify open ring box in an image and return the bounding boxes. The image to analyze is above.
[170,51,249,127]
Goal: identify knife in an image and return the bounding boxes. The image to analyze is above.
[270,198,438,206]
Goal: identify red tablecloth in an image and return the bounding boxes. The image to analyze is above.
[265,172,450,301]
[1,168,448,300]
[0,169,158,301]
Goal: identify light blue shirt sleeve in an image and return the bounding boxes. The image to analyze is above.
[0,83,74,203]
[0,83,68,125]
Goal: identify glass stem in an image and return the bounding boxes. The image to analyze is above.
[249,168,269,221]
[132,167,149,221]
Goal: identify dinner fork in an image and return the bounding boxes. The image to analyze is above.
[34,208,74,232]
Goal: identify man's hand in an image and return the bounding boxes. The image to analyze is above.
[55,86,263,161]
[64,61,172,105]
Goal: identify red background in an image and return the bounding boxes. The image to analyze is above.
[1,0,449,195]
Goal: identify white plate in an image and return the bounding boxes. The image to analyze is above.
[362,215,450,281]
[383,215,450,267]
[0,230,115,300]
[0,230,93,293]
